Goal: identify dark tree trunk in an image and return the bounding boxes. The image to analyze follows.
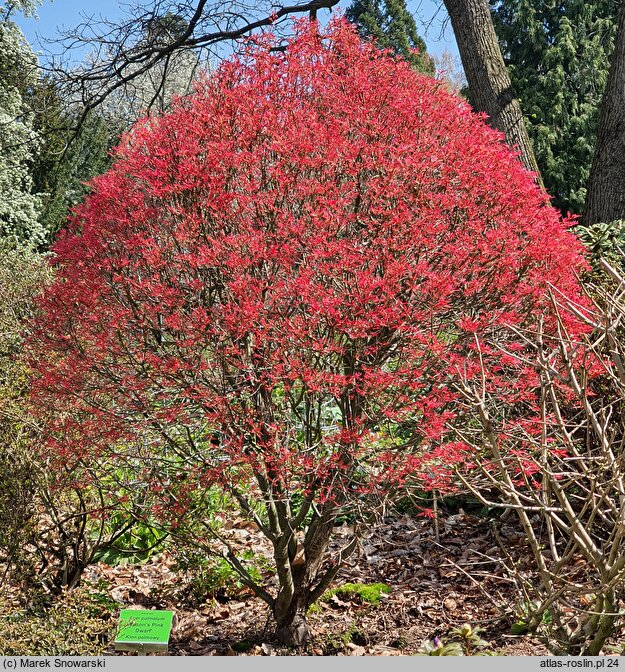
[272,514,336,645]
[275,588,311,646]
[443,0,542,181]
[584,1,625,225]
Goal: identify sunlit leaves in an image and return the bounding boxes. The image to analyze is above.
[29,18,588,510]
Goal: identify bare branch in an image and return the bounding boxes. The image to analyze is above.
[43,0,339,129]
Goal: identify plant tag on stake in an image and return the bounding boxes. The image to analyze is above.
[114,609,174,653]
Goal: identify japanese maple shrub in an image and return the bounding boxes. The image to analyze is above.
[29,19,588,644]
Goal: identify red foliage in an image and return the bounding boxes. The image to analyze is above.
[29,19,588,511]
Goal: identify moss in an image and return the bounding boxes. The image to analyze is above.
[308,582,391,616]
[324,626,356,653]
[323,582,391,605]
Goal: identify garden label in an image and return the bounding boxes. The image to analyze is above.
[114,609,174,653]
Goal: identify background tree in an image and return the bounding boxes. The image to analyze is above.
[346,0,433,72]
[585,0,625,226]
[45,0,340,120]
[98,13,203,126]
[28,15,199,244]
[0,18,43,245]
[491,0,617,216]
[15,10,199,245]
[443,0,541,179]
[27,80,117,242]
[444,0,625,224]
[432,49,466,94]
[29,20,588,645]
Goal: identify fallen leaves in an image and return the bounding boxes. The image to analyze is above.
[77,511,552,656]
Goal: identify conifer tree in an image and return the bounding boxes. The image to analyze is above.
[30,90,116,242]
[346,0,433,73]
[491,0,618,215]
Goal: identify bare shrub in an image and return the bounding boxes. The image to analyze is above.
[453,260,625,655]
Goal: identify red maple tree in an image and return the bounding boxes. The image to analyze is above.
[29,19,588,642]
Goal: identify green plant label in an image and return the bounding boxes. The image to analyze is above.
[114,609,174,653]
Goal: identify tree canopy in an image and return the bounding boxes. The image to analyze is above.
[346,0,433,72]
[491,0,618,216]
[0,20,42,245]
[28,18,588,644]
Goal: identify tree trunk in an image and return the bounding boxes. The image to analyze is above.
[275,588,311,646]
[443,0,542,181]
[272,514,336,645]
[584,1,625,225]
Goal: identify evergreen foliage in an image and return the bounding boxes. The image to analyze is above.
[346,0,433,73]
[30,82,116,243]
[491,0,618,215]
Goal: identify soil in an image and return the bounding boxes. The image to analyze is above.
[77,510,558,656]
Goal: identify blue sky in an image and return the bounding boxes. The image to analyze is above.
[15,0,459,61]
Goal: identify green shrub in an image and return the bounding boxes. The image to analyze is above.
[574,220,625,272]
[0,241,52,585]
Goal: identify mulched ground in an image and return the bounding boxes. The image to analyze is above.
[75,510,555,656]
